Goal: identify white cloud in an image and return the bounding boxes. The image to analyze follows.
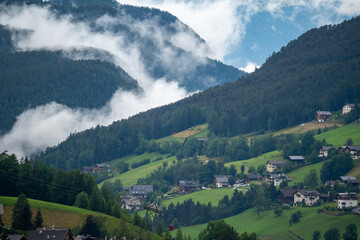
[0,5,190,158]
[240,62,259,73]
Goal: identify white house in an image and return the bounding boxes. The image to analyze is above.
[269,173,289,186]
[343,104,355,114]
[266,160,285,173]
[213,175,230,188]
[336,192,358,209]
[319,146,334,158]
[293,190,322,206]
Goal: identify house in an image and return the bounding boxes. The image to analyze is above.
[288,156,305,163]
[82,166,94,174]
[278,189,298,204]
[339,146,360,159]
[197,137,207,142]
[268,174,289,186]
[123,197,141,211]
[27,227,73,240]
[335,192,358,209]
[130,185,153,198]
[315,111,331,122]
[266,160,285,172]
[319,146,334,158]
[340,176,359,187]
[9,235,28,240]
[213,175,231,188]
[293,190,324,206]
[343,104,355,114]
[179,180,200,194]
[244,174,262,183]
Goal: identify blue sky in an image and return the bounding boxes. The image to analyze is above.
[118,0,360,72]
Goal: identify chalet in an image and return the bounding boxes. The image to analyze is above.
[82,166,94,174]
[197,137,207,142]
[268,174,289,186]
[318,146,334,158]
[179,180,200,194]
[130,185,153,198]
[340,176,359,187]
[213,175,231,188]
[9,235,28,240]
[278,189,298,204]
[288,156,305,163]
[244,174,263,183]
[294,190,325,206]
[266,160,285,172]
[123,197,141,211]
[27,227,73,240]
[335,192,358,209]
[315,111,331,122]
[343,104,355,114]
[339,146,360,159]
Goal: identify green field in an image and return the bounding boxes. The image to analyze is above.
[156,124,209,144]
[315,123,360,147]
[176,205,360,239]
[100,154,176,187]
[225,150,283,173]
[162,188,235,207]
[286,161,325,185]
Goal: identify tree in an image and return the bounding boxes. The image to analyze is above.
[239,231,258,240]
[228,176,236,186]
[312,230,321,240]
[176,228,184,240]
[11,193,33,231]
[256,165,266,176]
[273,209,283,217]
[89,186,100,211]
[111,202,121,218]
[163,229,172,240]
[228,165,237,177]
[79,215,101,238]
[198,220,239,240]
[156,222,163,236]
[133,211,142,227]
[324,227,340,240]
[345,138,353,146]
[303,169,319,189]
[342,223,357,240]
[33,209,43,229]
[0,216,9,240]
[240,165,245,174]
[74,192,90,209]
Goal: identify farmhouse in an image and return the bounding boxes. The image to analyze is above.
[340,176,359,187]
[315,110,331,122]
[213,175,230,188]
[293,190,325,206]
[266,160,285,172]
[342,104,355,114]
[318,146,334,158]
[244,174,263,183]
[179,180,200,194]
[268,174,289,186]
[27,227,73,240]
[288,156,305,163]
[130,185,153,198]
[123,197,141,211]
[335,192,358,209]
[339,146,360,159]
[278,189,298,204]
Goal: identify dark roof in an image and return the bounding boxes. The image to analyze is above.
[349,146,360,151]
[9,235,27,240]
[336,192,358,200]
[340,176,359,183]
[28,229,71,240]
[123,199,141,206]
[214,175,230,182]
[320,146,334,151]
[245,174,262,180]
[316,111,331,116]
[296,190,321,197]
[179,180,199,187]
[266,160,285,165]
[270,174,288,180]
[132,185,153,192]
[344,104,355,107]
[289,156,304,161]
[279,189,298,197]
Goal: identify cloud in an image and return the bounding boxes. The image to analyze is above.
[240,62,259,73]
[0,4,191,158]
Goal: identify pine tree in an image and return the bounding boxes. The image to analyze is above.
[0,216,9,240]
[33,209,43,229]
[74,192,90,209]
[80,215,101,238]
[156,222,163,236]
[89,187,100,211]
[11,193,33,231]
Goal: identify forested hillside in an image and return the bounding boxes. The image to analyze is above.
[0,25,139,133]
[36,17,360,169]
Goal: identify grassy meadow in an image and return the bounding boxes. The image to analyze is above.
[315,123,360,147]
[286,161,325,185]
[162,188,235,207]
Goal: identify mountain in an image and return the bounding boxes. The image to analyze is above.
[0,0,244,133]
[34,16,360,170]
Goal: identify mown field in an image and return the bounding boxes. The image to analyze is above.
[176,204,360,239]
[315,123,360,147]
[100,154,176,187]
[162,188,235,207]
[224,150,283,174]
[286,161,325,185]
[156,124,209,144]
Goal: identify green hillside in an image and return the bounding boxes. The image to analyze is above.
[287,161,325,185]
[162,188,235,207]
[177,205,360,239]
[315,123,360,147]
[0,196,162,239]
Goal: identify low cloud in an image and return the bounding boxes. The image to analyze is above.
[240,62,259,73]
[0,4,192,158]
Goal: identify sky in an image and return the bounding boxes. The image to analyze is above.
[0,0,359,158]
[117,0,360,71]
